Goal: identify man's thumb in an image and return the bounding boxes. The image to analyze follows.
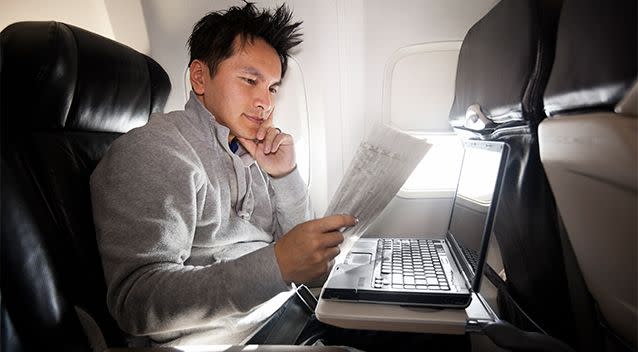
[237,137,257,157]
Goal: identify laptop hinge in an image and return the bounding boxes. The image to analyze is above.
[466,319,494,333]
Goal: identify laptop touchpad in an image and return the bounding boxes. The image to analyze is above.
[345,252,372,265]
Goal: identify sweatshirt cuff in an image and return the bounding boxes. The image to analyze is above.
[268,167,307,206]
[260,243,291,290]
[226,244,291,310]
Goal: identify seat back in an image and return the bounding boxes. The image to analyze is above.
[1,21,171,351]
[448,0,579,346]
[540,0,637,349]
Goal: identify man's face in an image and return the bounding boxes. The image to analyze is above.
[192,36,282,142]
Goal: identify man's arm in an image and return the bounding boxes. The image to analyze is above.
[268,167,312,237]
[239,125,356,285]
[239,125,312,236]
[91,130,289,336]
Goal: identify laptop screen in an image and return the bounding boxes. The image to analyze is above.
[446,140,507,290]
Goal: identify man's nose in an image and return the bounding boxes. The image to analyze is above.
[254,88,273,115]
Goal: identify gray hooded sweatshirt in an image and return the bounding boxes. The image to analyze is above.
[90,92,312,345]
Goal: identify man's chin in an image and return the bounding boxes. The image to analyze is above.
[234,130,258,142]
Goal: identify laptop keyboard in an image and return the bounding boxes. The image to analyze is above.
[460,244,479,271]
[373,239,450,291]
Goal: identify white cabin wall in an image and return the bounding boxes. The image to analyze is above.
[103,0,151,55]
[0,1,150,55]
[1,0,115,40]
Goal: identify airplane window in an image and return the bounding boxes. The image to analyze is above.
[382,42,465,197]
[382,41,462,132]
[398,133,464,198]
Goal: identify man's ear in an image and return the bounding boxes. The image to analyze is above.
[189,60,207,95]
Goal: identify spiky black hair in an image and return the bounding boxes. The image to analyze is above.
[188,2,303,78]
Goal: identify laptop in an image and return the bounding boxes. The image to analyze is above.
[321,140,509,308]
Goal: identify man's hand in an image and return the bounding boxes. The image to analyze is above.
[238,115,296,178]
[274,214,357,285]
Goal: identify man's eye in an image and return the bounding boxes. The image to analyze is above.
[269,87,278,94]
[242,77,257,85]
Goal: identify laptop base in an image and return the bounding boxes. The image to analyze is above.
[322,288,472,308]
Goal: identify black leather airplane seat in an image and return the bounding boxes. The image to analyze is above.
[1,21,171,351]
[539,0,637,350]
[448,0,579,348]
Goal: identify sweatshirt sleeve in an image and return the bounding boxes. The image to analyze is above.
[267,167,313,239]
[90,128,289,336]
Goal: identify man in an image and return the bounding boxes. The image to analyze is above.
[91,2,356,346]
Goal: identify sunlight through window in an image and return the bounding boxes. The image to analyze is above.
[399,134,464,198]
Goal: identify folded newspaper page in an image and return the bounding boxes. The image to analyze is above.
[324,123,431,263]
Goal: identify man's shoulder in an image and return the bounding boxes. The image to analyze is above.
[94,111,200,171]
[116,110,190,148]
[92,110,204,180]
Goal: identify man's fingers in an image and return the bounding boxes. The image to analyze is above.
[256,110,275,140]
[263,128,291,154]
[237,137,257,156]
[320,231,344,248]
[263,127,279,154]
[269,132,293,154]
[308,214,357,233]
[256,124,269,141]
[324,246,341,261]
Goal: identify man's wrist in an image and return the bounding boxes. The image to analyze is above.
[273,241,291,284]
[269,164,297,179]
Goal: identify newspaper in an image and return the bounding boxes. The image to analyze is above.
[324,123,431,263]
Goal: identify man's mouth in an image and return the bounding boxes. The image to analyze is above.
[243,113,264,125]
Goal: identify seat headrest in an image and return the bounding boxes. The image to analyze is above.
[543,0,637,116]
[0,21,171,133]
[449,0,562,131]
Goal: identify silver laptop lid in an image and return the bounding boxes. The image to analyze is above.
[445,140,509,292]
